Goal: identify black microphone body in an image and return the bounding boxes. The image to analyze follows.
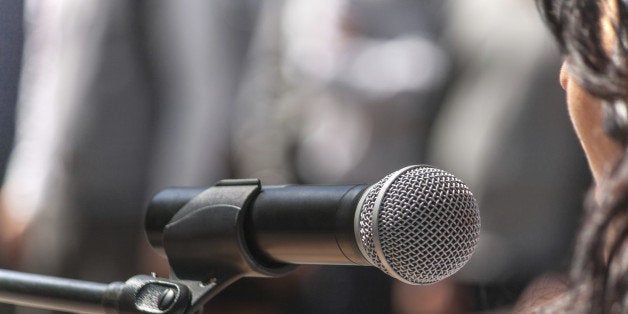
[145,181,371,282]
[246,184,369,266]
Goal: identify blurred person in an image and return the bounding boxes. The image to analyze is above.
[512,0,628,312]
[233,0,452,184]
[233,0,460,313]
[2,1,163,289]
[0,0,261,313]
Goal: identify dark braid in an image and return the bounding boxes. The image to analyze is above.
[572,159,628,313]
[537,0,628,312]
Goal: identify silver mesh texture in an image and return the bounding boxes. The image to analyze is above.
[357,173,393,271]
[356,165,480,285]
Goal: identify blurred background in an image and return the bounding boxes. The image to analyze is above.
[0,0,590,313]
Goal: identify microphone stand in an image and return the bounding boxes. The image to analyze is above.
[0,179,296,313]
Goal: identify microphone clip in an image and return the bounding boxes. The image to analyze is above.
[149,179,296,312]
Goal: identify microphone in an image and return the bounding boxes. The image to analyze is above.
[145,165,480,286]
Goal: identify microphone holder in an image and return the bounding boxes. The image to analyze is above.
[0,179,295,313]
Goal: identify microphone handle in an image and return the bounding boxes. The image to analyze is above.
[246,184,370,266]
[145,184,372,267]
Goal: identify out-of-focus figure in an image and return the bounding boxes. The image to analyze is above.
[1,1,257,313]
[233,1,453,313]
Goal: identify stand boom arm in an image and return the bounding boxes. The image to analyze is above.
[0,269,192,313]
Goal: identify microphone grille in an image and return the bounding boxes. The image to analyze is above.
[356,165,480,285]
